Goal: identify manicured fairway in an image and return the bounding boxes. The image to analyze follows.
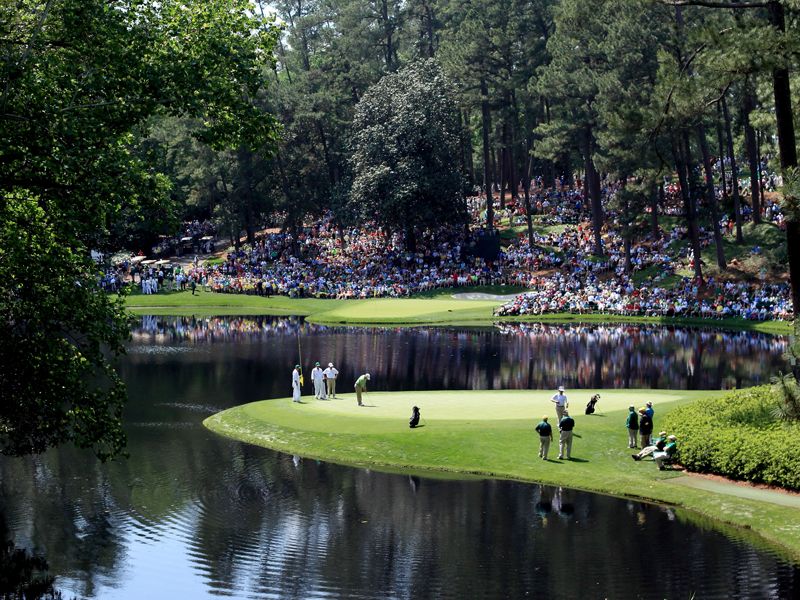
[205,389,800,561]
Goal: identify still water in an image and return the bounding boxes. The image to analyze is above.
[1,317,796,599]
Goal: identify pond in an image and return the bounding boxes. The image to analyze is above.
[1,317,796,599]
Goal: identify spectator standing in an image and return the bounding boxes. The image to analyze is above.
[292,365,302,403]
[558,410,575,460]
[323,362,339,398]
[551,386,568,421]
[626,406,639,448]
[535,416,553,460]
[639,408,653,448]
[311,362,326,399]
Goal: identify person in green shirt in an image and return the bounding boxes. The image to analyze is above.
[535,416,553,460]
[557,410,575,460]
[653,435,678,470]
[625,406,639,448]
[631,431,668,461]
[354,373,370,406]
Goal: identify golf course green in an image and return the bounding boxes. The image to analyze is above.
[205,388,800,561]
[126,288,792,334]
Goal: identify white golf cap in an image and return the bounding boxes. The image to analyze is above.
[558,386,564,392]
[328,363,333,367]
[366,373,371,380]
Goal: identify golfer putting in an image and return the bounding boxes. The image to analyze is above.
[354,373,370,406]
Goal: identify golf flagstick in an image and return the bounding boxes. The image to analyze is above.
[297,326,304,386]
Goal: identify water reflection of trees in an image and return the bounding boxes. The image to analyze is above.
[2,409,797,597]
[3,317,791,596]
[128,317,788,391]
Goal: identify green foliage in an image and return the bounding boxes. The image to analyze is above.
[0,0,281,458]
[664,386,800,490]
[350,59,467,233]
[0,193,129,459]
[772,373,800,421]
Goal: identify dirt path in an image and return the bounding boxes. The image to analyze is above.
[670,472,800,509]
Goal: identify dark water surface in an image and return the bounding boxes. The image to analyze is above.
[1,317,797,599]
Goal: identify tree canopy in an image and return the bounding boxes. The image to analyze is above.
[4,0,800,456]
[350,59,467,241]
[0,0,280,459]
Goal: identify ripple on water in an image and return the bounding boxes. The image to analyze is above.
[154,402,222,414]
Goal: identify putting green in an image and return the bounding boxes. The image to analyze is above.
[205,388,800,562]
[246,389,687,423]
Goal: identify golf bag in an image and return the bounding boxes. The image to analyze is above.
[409,406,421,428]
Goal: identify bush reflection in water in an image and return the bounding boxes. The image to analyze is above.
[130,316,787,391]
[2,431,798,599]
[0,316,796,599]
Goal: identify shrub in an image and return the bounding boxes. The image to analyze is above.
[663,386,800,490]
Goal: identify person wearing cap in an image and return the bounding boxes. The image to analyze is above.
[551,386,568,422]
[645,401,654,420]
[632,431,668,461]
[638,407,653,448]
[292,364,302,403]
[354,373,370,406]
[625,406,639,448]
[535,415,553,460]
[323,362,339,398]
[557,410,575,460]
[311,361,326,400]
[653,435,678,470]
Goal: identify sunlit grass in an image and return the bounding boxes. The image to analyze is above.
[205,388,800,561]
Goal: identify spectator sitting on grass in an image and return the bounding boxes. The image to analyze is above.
[653,435,678,470]
[632,431,668,461]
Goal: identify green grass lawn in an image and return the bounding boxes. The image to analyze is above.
[124,289,792,333]
[205,388,800,561]
[410,284,529,298]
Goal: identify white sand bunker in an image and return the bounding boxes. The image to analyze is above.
[452,292,521,301]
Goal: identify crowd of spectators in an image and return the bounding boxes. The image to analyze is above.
[195,218,508,298]
[495,278,792,321]
[108,177,792,322]
[151,219,217,256]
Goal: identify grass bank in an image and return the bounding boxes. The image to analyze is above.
[125,289,792,334]
[204,388,800,561]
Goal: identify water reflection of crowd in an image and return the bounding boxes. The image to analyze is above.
[130,317,786,390]
[131,315,328,343]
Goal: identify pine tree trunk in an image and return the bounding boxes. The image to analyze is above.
[584,127,604,256]
[721,94,744,243]
[508,111,517,202]
[742,82,762,224]
[624,235,632,274]
[480,78,494,231]
[523,138,535,249]
[716,103,728,199]
[405,226,416,252]
[673,135,703,280]
[767,0,800,335]
[697,124,726,270]
[459,109,473,185]
[490,148,498,196]
[652,182,662,239]
[499,144,507,210]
